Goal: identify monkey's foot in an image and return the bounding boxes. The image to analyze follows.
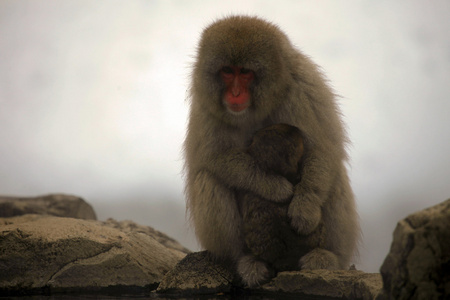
[288,194,321,235]
[237,255,272,287]
[299,248,339,270]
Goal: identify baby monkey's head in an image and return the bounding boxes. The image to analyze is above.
[248,123,304,183]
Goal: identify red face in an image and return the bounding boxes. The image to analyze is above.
[220,66,255,113]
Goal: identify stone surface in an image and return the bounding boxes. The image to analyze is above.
[103,218,191,256]
[0,214,187,295]
[0,192,405,299]
[0,194,96,220]
[378,199,450,300]
[157,251,382,299]
[157,251,236,295]
[261,270,382,300]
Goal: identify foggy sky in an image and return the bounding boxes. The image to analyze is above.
[1,0,449,272]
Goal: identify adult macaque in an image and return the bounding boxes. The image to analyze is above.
[184,15,359,286]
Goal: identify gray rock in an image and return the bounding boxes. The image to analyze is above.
[103,218,191,255]
[157,251,236,295]
[378,199,450,300]
[0,194,96,220]
[261,270,382,300]
[157,251,382,299]
[0,214,186,294]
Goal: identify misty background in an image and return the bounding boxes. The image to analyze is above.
[1,1,449,273]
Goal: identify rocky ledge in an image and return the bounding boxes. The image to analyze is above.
[0,215,188,296]
[1,194,448,299]
[157,251,382,299]
[377,198,450,300]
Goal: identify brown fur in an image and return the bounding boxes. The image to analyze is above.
[184,16,359,287]
[240,124,304,266]
[239,124,327,279]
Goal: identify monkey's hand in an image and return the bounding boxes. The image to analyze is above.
[260,175,294,203]
[287,193,321,235]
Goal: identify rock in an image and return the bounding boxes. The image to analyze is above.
[0,214,187,295]
[157,251,236,295]
[157,251,382,299]
[0,192,386,299]
[0,194,96,220]
[103,218,191,255]
[261,270,382,300]
[378,199,450,300]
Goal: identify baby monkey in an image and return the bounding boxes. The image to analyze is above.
[238,124,326,282]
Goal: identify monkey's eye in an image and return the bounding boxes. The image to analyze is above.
[240,68,251,74]
[221,66,234,74]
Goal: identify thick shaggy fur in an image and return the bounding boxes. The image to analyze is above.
[239,124,306,273]
[184,16,359,287]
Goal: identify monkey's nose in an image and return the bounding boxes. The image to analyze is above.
[232,80,241,97]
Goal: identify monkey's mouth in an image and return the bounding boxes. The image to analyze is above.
[228,102,250,113]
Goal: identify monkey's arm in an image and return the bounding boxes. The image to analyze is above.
[288,150,334,234]
[208,149,294,203]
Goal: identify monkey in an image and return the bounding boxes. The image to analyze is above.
[184,15,359,287]
[239,123,305,267]
[239,123,328,283]
[246,123,304,185]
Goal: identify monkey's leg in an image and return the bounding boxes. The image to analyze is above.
[191,170,243,259]
[242,200,286,264]
[288,151,333,235]
[299,248,339,270]
[237,254,273,287]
